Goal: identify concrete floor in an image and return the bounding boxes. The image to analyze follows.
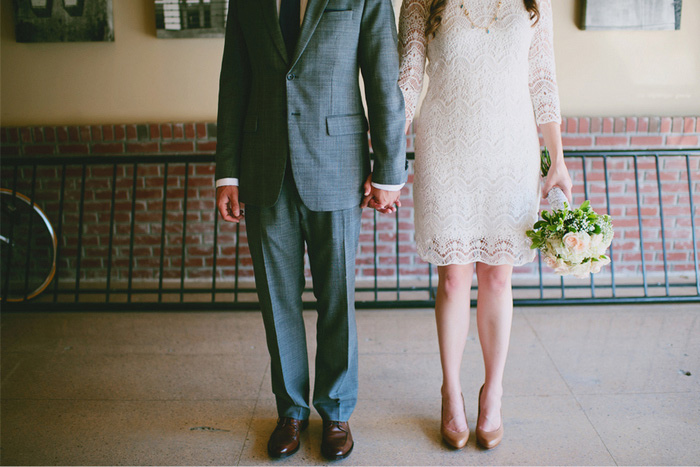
[1,304,699,466]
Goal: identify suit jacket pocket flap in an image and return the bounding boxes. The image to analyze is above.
[326,114,368,136]
[322,9,354,20]
[243,115,257,133]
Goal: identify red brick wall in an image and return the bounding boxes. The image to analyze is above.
[3,117,698,156]
[550,117,700,150]
[0,123,218,157]
[2,117,699,287]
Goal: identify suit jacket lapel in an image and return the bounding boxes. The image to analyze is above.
[290,0,331,66]
[262,0,289,63]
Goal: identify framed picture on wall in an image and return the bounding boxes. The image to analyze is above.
[12,0,114,42]
[155,0,228,38]
[580,0,683,31]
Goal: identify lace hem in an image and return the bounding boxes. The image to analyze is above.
[417,237,537,267]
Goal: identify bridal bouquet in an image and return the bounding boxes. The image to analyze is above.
[526,149,614,278]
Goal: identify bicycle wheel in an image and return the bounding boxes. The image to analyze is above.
[1,188,57,302]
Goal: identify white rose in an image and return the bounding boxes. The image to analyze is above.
[554,258,570,274]
[549,238,567,258]
[544,255,558,268]
[561,233,589,265]
[564,231,591,254]
[590,233,609,257]
[571,262,592,279]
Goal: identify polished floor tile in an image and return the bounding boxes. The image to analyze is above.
[356,309,440,355]
[1,399,255,466]
[1,352,269,401]
[578,392,700,465]
[523,305,700,394]
[1,312,270,356]
[2,306,699,465]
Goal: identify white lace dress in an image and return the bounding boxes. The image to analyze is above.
[399,0,561,266]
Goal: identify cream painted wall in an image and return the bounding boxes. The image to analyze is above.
[1,0,225,126]
[551,0,700,118]
[1,0,699,126]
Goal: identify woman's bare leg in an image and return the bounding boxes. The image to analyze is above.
[435,263,474,432]
[475,262,514,432]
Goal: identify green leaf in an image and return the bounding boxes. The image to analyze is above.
[540,147,551,177]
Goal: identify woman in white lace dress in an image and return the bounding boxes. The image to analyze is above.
[398,0,572,449]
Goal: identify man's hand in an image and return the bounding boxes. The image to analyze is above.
[360,174,401,214]
[217,185,245,223]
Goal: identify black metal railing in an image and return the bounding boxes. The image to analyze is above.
[1,150,698,311]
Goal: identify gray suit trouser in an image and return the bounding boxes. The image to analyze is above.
[245,168,361,422]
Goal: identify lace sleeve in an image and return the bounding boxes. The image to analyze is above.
[398,0,429,123]
[528,0,561,125]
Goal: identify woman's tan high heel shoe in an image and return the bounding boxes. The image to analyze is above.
[476,384,504,449]
[441,394,470,450]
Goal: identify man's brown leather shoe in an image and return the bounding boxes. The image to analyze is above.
[267,417,309,458]
[321,421,354,460]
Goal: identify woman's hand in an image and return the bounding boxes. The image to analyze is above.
[539,121,571,203]
[361,173,373,208]
[542,160,573,203]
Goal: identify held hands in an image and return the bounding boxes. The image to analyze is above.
[361,173,401,214]
[361,115,409,213]
[542,159,573,204]
[217,185,245,223]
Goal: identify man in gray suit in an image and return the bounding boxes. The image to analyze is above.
[215,0,406,460]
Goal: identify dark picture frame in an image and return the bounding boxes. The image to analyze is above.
[12,0,114,43]
[155,0,228,39]
[580,0,682,31]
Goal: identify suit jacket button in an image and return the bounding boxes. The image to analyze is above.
[287,73,295,80]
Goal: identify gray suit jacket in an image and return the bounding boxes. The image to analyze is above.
[215,0,407,211]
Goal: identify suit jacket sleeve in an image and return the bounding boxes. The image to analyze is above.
[215,0,251,182]
[358,0,408,187]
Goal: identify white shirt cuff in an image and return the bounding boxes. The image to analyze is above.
[216,178,239,187]
[217,178,402,191]
[371,182,404,191]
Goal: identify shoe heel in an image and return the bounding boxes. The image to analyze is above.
[475,384,503,450]
[441,394,469,450]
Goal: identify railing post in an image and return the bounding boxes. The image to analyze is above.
[75,164,87,302]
